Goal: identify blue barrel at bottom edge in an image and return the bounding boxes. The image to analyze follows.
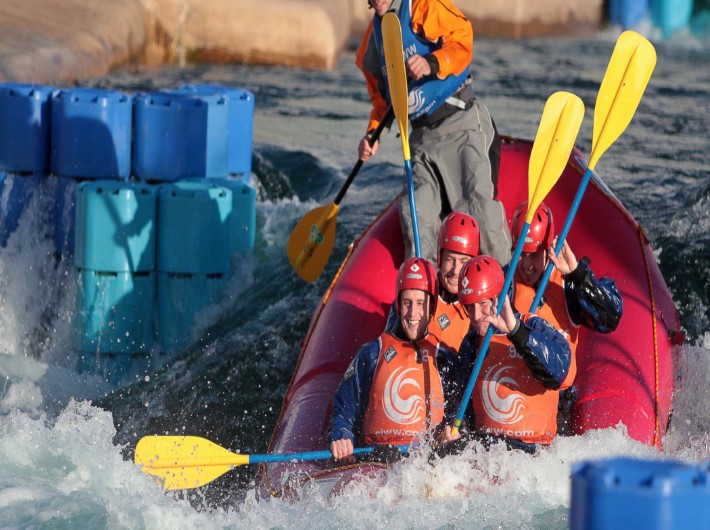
[570,457,710,530]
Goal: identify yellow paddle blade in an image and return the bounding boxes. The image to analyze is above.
[527,91,585,222]
[590,30,656,170]
[134,435,249,491]
[286,202,339,283]
[382,12,411,160]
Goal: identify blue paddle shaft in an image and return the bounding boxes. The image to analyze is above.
[529,167,592,312]
[404,159,422,258]
[454,223,531,427]
[249,445,409,464]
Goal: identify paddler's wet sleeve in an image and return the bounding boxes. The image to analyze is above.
[508,313,572,390]
[563,257,623,333]
[356,23,389,134]
[329,339,380,443]
[410,0,473,80]
[436,341,473,421]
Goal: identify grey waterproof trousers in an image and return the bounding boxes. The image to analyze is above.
[400,98,512,266]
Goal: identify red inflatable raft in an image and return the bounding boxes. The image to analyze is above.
[257,137,682,498]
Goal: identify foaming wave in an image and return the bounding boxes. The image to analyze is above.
[663,334,710,460]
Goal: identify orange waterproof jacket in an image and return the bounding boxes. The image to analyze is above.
[362,332,445,445]
[429,296,469,354]
[470,332,561,445]
[355,0,473,132]
[513,268,578,388]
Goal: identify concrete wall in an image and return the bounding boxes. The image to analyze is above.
[0,0,604,84]
[459,0,604,38]
[141,0,352,69]
[349,0,604,39]
[0,0,147,84]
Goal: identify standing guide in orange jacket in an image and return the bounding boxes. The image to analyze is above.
[356,0,512,267]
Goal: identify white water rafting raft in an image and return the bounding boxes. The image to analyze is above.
[256,136,683,498]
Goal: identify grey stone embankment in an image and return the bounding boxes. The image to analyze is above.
[0,0,604,85]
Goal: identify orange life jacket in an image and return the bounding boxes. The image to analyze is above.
[471,332,560,445]
[429,297,469,354]
[513,268,578,389]
[362,332,445,446]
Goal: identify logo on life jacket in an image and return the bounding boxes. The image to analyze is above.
[408,87,426,116]
[481,365,526,425]
[437,314,451,331]
[383,366,425,425]
[384,346,397,363]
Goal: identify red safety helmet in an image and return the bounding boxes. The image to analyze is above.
[458,255,505,306]
[396,257,438,316]
[437,212,480,268]
[512,201,555,253]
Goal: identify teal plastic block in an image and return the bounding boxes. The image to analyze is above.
[74,180,157,272]
[156,271,226,354]
[156,180,232,274]
[207,178,256,253]
[72,269,155,355]
[651,0,693,36]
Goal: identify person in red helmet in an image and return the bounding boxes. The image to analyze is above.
[455,255,572,452]
[330,257,460,460]
[432,211,480,352]
[355,0,512,267]
[510,202,623,393]
[383,211,479,353]
[510,201,623,434]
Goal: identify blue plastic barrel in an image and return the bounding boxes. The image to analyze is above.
[74,180,157,272]
[179,84,254,180]
[206,177,256,254]
[0,83,54,174]
[133,91,229,181]
[609,0,649,29]
[0,173,42,247]
[72,269,155,355]
[570,457,710,530]
[50,88,132,179]
[52,176,77,259]
[651,0,693,36]
[156,180,232,274]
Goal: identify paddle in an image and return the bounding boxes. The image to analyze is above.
[450,91,585,437]
[528,31,656,312]
[134,435,408,491]
[382,12,422,258]
[287,106,394,283]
